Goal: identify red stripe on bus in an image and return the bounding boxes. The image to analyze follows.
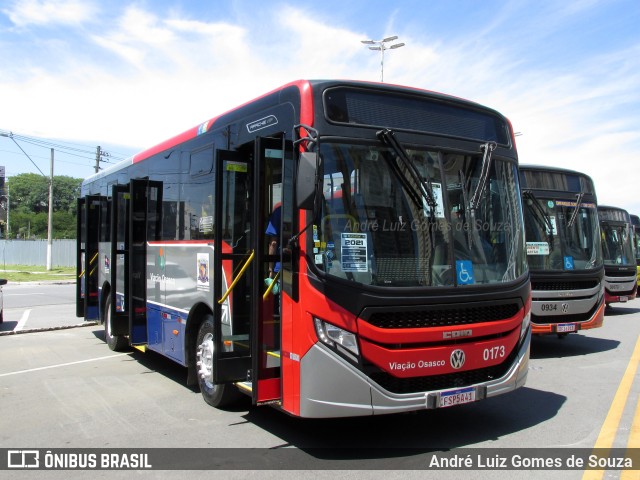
[133,80,313,164]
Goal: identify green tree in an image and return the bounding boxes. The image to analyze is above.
[5,173,83,239]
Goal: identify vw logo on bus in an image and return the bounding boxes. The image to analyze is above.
[450,349,466,369]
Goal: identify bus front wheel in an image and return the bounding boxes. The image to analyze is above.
[104,296,128,352]
[196,316,241,408]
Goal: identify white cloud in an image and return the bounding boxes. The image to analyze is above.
[1,1,639,215]
[3,0,96,27]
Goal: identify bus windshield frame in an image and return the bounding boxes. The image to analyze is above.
[523,195,601,272]
[600,220,635,267]
[310,138,527,288]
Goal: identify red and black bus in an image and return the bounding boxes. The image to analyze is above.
[77,80,531,417]
[519,165,605,336]
[598,205,637,306]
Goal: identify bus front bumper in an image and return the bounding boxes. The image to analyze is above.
[298,329,531,418]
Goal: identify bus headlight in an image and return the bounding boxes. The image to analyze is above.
[313,317,360,359]
[520,310,531,341]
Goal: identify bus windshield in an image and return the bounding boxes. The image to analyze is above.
[312,140,526,287]
[523,196,601,271]
[631,215,640,264]
[601,221,635,267]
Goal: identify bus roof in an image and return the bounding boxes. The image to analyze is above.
[598,205,630,213]
[83,79,511,185]
[518,164,594,180]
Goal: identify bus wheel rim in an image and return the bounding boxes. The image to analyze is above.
[197,332,215,388]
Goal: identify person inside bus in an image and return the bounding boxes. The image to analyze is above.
[264,204,282,303]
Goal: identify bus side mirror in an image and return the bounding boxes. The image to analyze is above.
[297,152,319,211]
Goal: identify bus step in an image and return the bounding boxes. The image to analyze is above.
[266,350,281,368]
[235,381,253,393]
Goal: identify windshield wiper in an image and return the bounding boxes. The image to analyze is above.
[523,190,555,248]
[376,129,437,210]
[469,142,497,210]
[567,191,584,228]
[458,169,474,250]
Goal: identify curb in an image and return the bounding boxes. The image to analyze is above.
[0,321,99,336]
[6,280,76,286]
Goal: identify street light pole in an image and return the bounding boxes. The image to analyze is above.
[361,35,405,82]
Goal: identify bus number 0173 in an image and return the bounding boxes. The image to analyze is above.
[483,346,505,361]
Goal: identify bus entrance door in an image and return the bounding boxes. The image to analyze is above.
[213,140,283,406]
[76,195,104,320]
[213,150,254,386]
[129,179,162,345]
[110,180,162,345]
[110,184,130,337]
[254,137,286,405]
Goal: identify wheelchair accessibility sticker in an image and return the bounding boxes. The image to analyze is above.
[564,256,575,270]
[456,260,475,285]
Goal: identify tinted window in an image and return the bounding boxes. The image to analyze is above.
[190,144,214,176]
[324,87,510,145]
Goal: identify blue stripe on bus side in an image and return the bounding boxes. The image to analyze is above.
[146,301,188,366]
[98,287,189,366]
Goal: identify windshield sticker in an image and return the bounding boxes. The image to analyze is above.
[547,216,558,235]
[226,161,247,173]
[265,148,283,159]
[341,233,368,272]
[456,260,475,285]
[527,242,550,255]
[564,256,575,270]
[547,200,555,208]
[423,182,445,219]
[556,200,596,209]
[199,216,213,234]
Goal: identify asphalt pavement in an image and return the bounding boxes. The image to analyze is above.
[0,281,96,336]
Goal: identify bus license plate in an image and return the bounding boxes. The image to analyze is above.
[439,387,476,408]
[557,323,576,333]
[619,296,628,302]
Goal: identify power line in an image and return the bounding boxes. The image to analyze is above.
[0,129,129,167]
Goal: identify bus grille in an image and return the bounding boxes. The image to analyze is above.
[606,286,637,296]
[365,303,520,329]
[531,301,600,325]
[606,270,637,278]
[531,280,598,291]
[367,349,517,394]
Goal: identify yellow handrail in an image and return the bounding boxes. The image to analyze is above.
[263,270,281,300]
[78,252,99,279]
[218,250,255,304]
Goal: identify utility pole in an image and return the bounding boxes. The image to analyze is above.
[95,145,101,173]
[47,148,54,270]
[6,182,9,239]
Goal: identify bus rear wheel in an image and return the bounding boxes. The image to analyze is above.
[104,296,128,352]
[196,316,241,408]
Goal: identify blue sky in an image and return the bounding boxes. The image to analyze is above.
[0,0,639,212]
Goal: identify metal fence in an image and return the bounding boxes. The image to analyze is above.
[0,239,76,267]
